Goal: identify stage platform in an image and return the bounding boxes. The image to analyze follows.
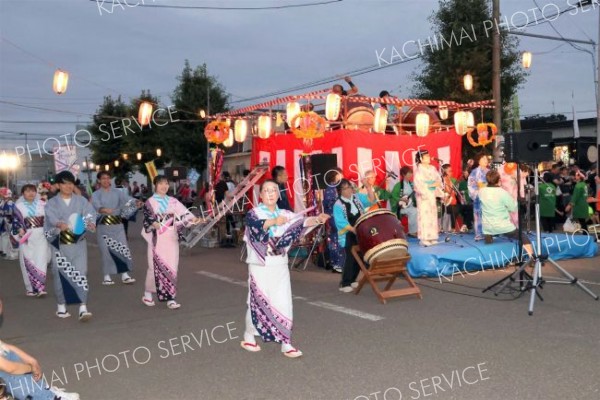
[406,233,599,278]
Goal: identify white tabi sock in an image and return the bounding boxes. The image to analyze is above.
[243,332,257,344]
[281,343,295,353]
[57,304,66,313]
[144,291,153,301]
[122,272,131,280]
[104,274,111,281]
[79,304,88,313]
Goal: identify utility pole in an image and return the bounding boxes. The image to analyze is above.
[492,0,502,161]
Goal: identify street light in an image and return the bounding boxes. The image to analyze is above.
[0,153,20,189]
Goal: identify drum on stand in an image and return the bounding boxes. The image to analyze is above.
[355,209,408,264]
[345,98,374,130]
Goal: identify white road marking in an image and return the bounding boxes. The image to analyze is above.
[307,301,385,321]
[197,271,247,287]
[196,271,384,322]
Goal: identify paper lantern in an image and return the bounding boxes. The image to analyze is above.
[156,148,162,157]
[53,69,69,95]
[258,115,272,139]
[373,108,388,133]
[463,74,473,91]
[198,109,206,119]
[104,164,110,171]
[416,112,430,137]
[114,160,119,167]
[223,129,234,147]
[522,51,532,69]
[138,101,153,126]
[122,153,128,160]
[454,111,474,136]
[234,119,248,143]
[286,102,300,128]
[325,93,341,121]
[438,106,448,120]
[136,152,142,161]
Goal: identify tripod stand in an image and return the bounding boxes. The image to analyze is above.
[483,166,598,314]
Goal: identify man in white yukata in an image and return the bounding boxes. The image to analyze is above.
[92,171,141,285]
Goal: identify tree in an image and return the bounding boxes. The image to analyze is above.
[122,90,170,179]
[163,61,229,175]
[412,0,527,160]
[87,96,132,179]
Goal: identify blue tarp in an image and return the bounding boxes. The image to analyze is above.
[406,233,598,278]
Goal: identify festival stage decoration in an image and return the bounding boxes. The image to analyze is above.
[138,101,153,126]
[223,129,234,148]
[234,119,248,143]
[454,111,474,136]
[204,120,230,145]
[290,111,327,143]
[257,115,272,139]
[210,147,224,187]
[438,106,448,120]
[504,162,517,175]
[468,123,498,147]
[325,93,341,121]
[373,108,388,133]
[415,112,430,137]
[53,69,69,95]
[253,129,463,211]
[286,102,301,128]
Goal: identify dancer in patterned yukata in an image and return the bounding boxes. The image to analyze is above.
[44,171,96,321]
[241,179,329,358]
[141,175,203,310]
[92,171,141,286]
[12,184,51,297]
[0,188,18,260]
[413,150,442,246]
[323,168,344,273]
[468,152,490,241]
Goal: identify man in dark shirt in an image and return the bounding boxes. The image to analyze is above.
[271,166,292,211]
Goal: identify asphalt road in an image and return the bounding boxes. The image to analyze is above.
[1,224,599,400]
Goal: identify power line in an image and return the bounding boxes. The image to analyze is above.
[0,100,94,117]
[90,0,343,10]
[228,1,590,105]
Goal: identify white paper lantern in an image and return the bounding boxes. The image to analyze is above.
[463,74,473,91]
[454,111,475,136]
[522,51,532,69]
[138,101,153,126]
[373,108,388,133]
[258,115,272,139]
[53,69,69,95]
[416,112,430,137]
[223,129,234,147]
[325,93,341,121]
[286,102,300,128]
[438,106,448,120]
[234,119,248,143]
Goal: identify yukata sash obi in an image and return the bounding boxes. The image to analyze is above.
[24,216,44,229]
[98,215,123,225]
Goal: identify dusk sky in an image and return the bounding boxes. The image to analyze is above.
[0,0,597,149]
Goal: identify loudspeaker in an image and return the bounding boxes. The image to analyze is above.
[504,131,553,163]
[310,153,338,189]
[164,166,188,181]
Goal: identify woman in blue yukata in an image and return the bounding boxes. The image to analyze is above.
[468,152,490,241]
[241,179,330,358]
